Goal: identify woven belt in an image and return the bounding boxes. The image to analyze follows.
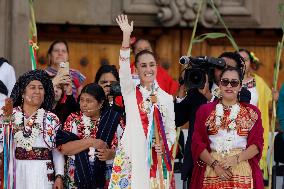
[15,147,52,160]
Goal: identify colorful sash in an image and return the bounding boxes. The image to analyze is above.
[135,86,172,179]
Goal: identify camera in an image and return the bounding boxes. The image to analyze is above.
[109,81,122,96]
[179,56,226,89]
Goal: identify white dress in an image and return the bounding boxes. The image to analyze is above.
[0,107,64,189]
[108,49,176,189]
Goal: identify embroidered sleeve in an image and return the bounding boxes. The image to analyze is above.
[119,49,135,96]
[45,112,61,148]
[164,96,176,149]
[63,113,76,132]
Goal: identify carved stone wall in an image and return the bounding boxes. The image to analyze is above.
[34,0,282,28]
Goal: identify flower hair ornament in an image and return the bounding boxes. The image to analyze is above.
[249,52,262,70]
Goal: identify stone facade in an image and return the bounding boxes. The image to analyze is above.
[0,0,283,77]
[34,0,283,28]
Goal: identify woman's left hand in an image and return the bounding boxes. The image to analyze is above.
[219,155,238,169]
[96,148,115,161]
[53,177,63,189]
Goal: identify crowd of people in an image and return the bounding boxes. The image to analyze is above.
[0,14,283,189]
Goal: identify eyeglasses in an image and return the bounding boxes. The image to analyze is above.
[220,78,240,87]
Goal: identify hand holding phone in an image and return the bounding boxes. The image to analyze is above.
[58,62,70,76]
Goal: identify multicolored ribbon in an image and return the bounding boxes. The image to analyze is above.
[3,121,15,189]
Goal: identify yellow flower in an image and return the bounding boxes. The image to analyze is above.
[112,173,119,183]
[114,156,123,166]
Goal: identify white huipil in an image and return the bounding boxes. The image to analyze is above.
[0,107,64,189]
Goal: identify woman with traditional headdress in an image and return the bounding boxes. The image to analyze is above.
[0,69,64,189]
[56,83,123,189]
[190,67,264,189]
[108,15,176,189]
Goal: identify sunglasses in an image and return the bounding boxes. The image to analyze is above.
[220,78,240,87]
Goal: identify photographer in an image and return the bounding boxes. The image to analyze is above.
[175,52,250,188]
[94,64,126,186]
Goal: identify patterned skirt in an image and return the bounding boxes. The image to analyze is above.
[202,150,253,189]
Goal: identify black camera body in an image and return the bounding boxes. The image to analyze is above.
[109,81,122,97]
[179,56,226,89]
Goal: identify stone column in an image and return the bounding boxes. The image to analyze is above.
[0,0,31,77]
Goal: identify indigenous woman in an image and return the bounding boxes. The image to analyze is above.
[56,83,122,189]
[238,49,272,180]
[0,69,64,189]
[190,67,264,189]
[108,15,176,189]
[94,65,126,185]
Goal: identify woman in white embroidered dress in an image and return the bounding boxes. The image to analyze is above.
[190,67,264,189]
[108,15,176,189]
[0,69,64,189]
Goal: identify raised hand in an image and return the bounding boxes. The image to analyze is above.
[116,14,133,34]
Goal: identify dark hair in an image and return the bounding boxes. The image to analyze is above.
[134,50,156,67]
[218,51,245,76]
[0,80,8,96]
[47,40,69,65]
[220,67,243,85]
[94,65,119,84]
[10,69,55,111]
[79,83,106,104]
[238,48,261,70]
[131,38,152,53]
[0,57,9,67]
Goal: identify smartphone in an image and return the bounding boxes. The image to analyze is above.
[58,62,70,76]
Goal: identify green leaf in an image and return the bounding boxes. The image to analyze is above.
[192,33,227,43]
[279,3,284,32]
[192,32,239,51]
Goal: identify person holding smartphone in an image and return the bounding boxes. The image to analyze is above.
[45,40,86,99]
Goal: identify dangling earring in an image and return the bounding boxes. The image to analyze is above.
[238,90,241,102]
[219,93,223,100]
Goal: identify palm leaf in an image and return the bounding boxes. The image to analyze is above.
[192,32,239,51]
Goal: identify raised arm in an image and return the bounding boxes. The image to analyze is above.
[116,15,135,96]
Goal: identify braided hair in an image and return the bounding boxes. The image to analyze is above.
[218,51,245,80]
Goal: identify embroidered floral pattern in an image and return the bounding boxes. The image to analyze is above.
[13,108,45,151]
[109,144,131,189]
[206,104,258,155]
[11,107,60,150]
[63,112,119,189]
[15,147,52,160]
